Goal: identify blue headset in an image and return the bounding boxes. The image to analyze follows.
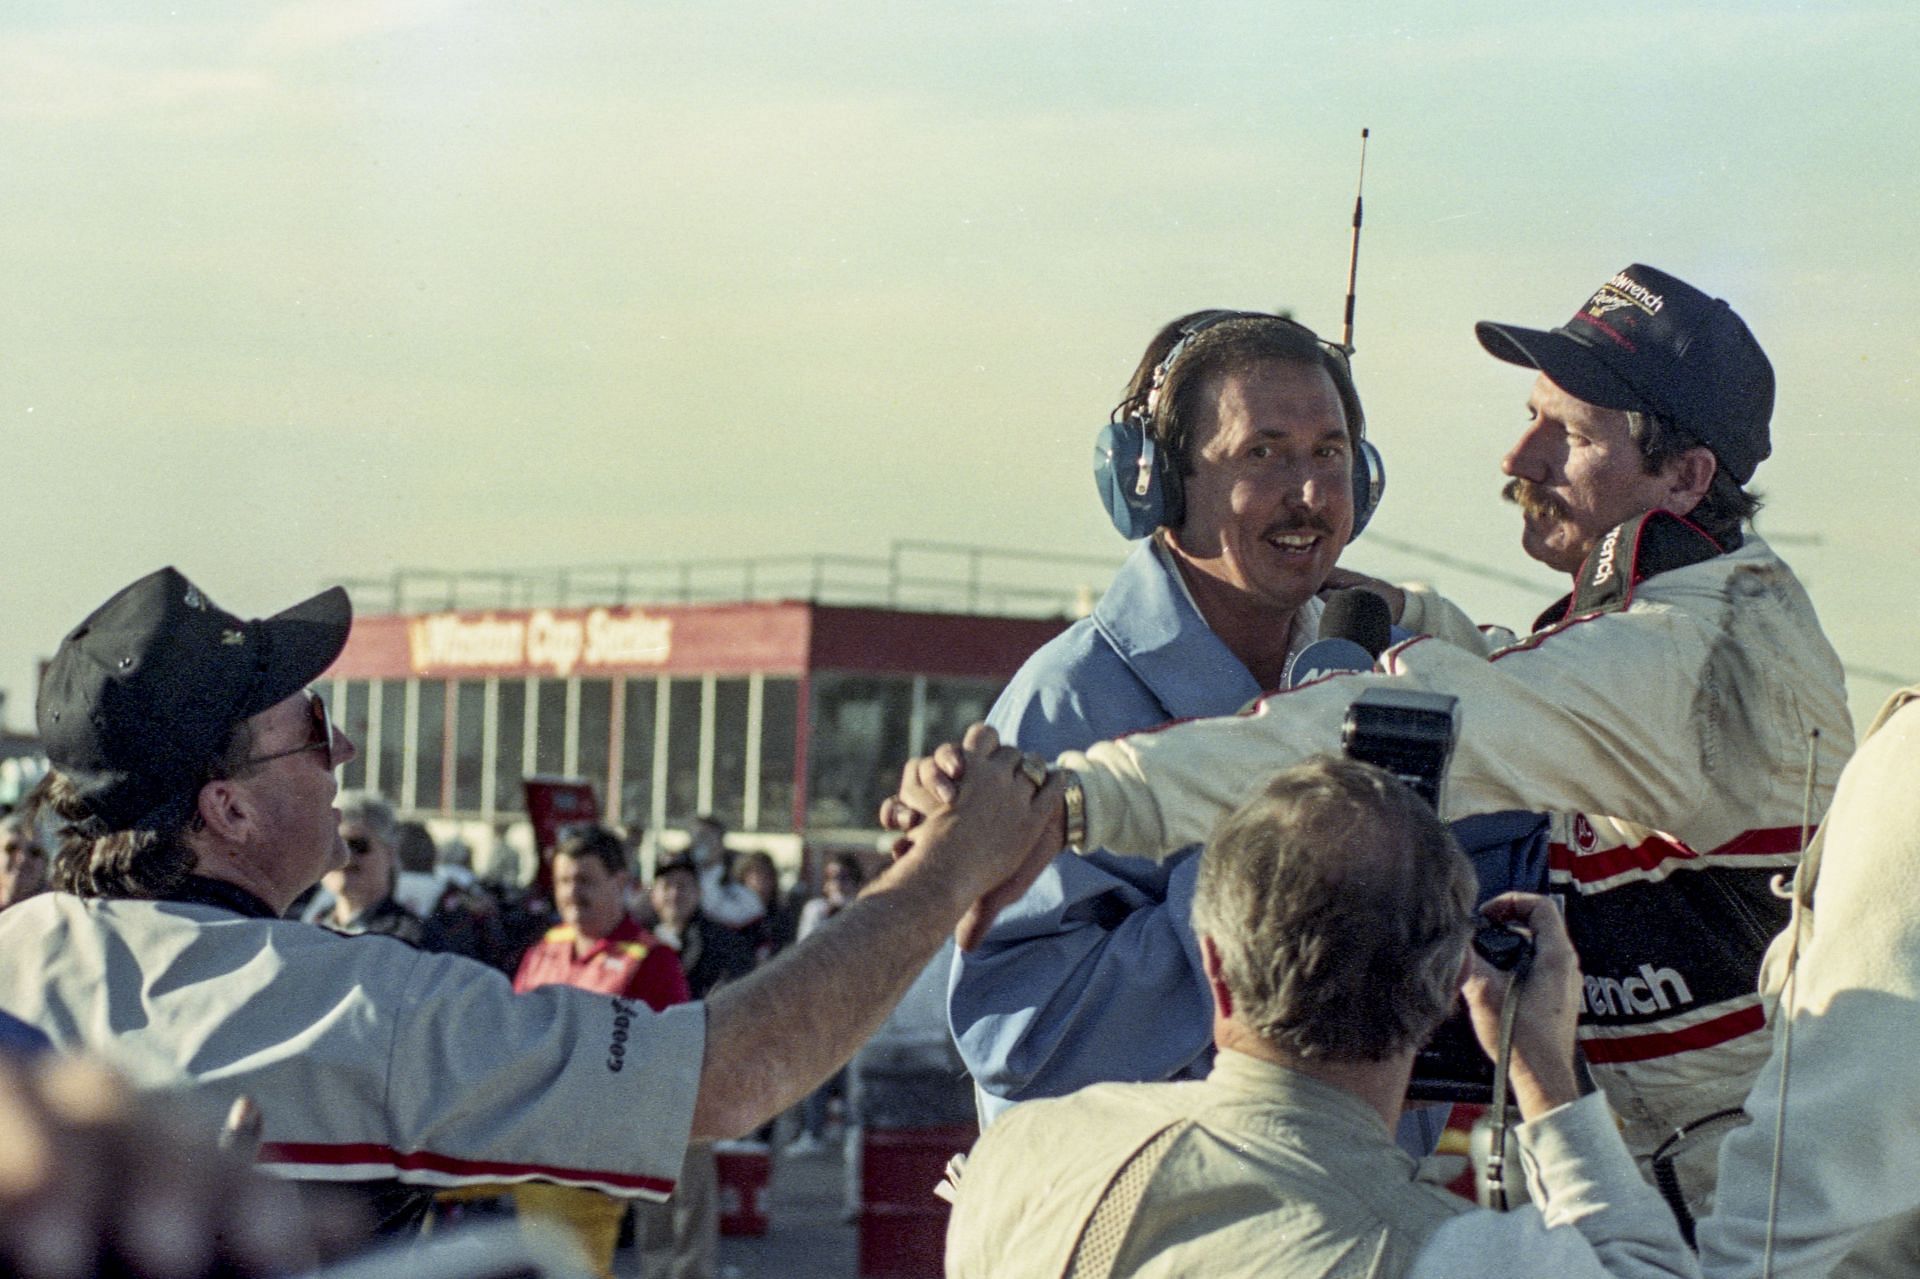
[1093,312,1385,542]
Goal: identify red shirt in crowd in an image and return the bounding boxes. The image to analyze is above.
[512,914,691,1011]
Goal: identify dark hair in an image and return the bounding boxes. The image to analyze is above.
[653,853,700,884]
[0,811,42,855]
[1192,755,1476,1062]
[553,826,631,877]
[823,851,866,889]
[34,720,255,900]
[393,821,439,874]
[735,850,780,904]
[1627,410,1761,546]
[1121,311,1365,483]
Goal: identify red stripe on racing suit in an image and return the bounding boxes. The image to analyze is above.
[258,1141,678,1199]
[1552,820,1804,1068]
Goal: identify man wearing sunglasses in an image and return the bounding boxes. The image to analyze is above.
[318,792,442,949]
[0,567,1061,1238]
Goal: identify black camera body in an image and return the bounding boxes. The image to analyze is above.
[1340,688,1460,810]
[1341,688,1531,1104]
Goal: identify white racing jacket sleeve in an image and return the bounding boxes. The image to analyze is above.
[1063,605,1711,858]
[0,899,706,1202]
[1399,582,1518,657]
[1060,544,1841,861]
[368,947,707,1198]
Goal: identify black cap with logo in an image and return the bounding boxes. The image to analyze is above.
[37,568,352,833]
[1475,264,1774,484]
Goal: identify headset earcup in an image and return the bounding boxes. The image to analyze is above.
[1094,419,1166,540]
[1349,438,1385,541]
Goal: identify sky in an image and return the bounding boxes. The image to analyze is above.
[2,0,1915,734]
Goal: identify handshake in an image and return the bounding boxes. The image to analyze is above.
[883,723,1588,1128]
[876,724,1070,951]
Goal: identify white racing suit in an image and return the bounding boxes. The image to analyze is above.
[1057,514,1855,1214]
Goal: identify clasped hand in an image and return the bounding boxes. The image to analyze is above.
[878,724,1067,951]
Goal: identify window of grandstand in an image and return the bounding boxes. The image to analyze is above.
[578,679,613,806]
[494,678,527,814]
[416,679,447,812]
[807,675,913,831]
[533,677,568,778]
[664,677,702,825]
[453,680,486,813]
[621,677,658,830]
[757,677,799,832]
[710,677,751,830]
[375,681,404,802]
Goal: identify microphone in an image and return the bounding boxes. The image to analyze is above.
[1286,588,1393,686]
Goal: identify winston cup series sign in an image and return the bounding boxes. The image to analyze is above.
[406,607,673,677]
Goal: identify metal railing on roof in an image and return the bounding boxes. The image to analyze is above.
[337,540,1123,619]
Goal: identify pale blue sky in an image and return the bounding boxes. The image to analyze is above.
[3,1,1914,731]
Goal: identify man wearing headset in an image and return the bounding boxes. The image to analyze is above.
[944,310,1546,1153]
[918,268,1854,1222]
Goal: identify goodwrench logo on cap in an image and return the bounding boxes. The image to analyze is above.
[1589,272,1666,316]
[1576,273,1668,345]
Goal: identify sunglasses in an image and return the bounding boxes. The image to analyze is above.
[243,690,338,770]
[343,834,374,856]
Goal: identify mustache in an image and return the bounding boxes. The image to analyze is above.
[1502,478,1568,523]
[1261,516,1339,540]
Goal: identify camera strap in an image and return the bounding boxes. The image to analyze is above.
[1482,949,1535,1212]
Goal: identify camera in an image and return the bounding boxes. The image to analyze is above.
[1342,689,1532,1104]
[1340,688,1459,809]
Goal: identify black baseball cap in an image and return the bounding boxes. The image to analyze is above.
[37,568,352,832]
[1475,264,1774,484]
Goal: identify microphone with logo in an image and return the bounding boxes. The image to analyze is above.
[1285,588,1393,687]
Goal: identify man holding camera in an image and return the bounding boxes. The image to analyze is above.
[909,267,1853,1217]
[946,756,1698,1279]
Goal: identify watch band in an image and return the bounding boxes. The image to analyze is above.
[1059,767,1088,852]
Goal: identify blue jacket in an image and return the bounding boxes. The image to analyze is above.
[949,540,1549,1138]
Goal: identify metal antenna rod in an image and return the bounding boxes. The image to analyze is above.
[1340,127,1369,354]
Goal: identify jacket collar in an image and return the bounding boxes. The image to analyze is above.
[1093,540,1320,720]
[1534,509,1727,632]
[555,914,644,959]
[154,874,281,920]
[1204,1049,1401,1142]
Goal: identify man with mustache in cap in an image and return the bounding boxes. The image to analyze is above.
[902,267,1853,1224]
[0,568,1060,1237]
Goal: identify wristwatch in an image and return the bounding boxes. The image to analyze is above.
[1058,767,1088,852]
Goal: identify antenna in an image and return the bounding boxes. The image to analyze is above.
[1339,127,1369,354]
